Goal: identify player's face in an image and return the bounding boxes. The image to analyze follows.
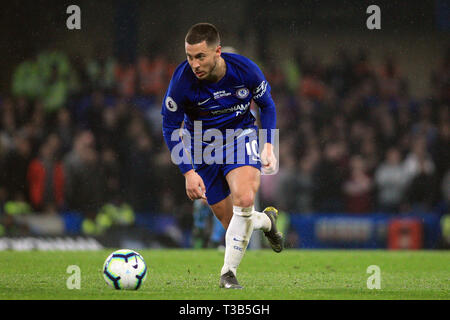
[185,41,221,80]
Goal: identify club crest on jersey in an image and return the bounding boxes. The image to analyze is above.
[235,87,249,99]
[165,96,178,112]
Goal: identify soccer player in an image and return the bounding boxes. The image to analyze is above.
[161,23,283,289]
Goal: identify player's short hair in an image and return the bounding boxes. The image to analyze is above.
[185,23,220,47]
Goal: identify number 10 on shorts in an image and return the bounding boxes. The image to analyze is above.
[246,140,260,162]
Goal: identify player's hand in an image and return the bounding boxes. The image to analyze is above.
[260,143,277,175]
[184,170,207,201]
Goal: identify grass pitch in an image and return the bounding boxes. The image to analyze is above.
[0,249,448,300]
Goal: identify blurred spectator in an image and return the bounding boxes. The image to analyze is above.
[63,130,95,175]
[374,106,397,153]
[343,155,373,213]
[54,108,74,155]
[403,135,436,184]
[96,106,122,154]
[100,147,121,204]
[275,150,297,212]
[117,113,149,192]
[0,101,17,151]
[25,101,47,155]
[374,147,408,213]
[124,133,157,212]
[411,103,438,148]
[278,154,316,214]
[430,47,450,104]
[1,134,32,202]
[27,134,64,213]
[299,59,326,101]
[153,147,189,214]
[86,48,117,94]
[377,55,403,101]
[14,97,32,128]
[360,137,379,175]
[266,64,286,94]
[405,157,438,213]
[432,115,450,196]
[63,130,105,219]
[312,141,347,212]
[85,90,106,137]
[115,61,137,98]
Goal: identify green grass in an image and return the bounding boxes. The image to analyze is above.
[0,249,449,300]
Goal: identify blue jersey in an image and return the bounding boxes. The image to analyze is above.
[161,52,276,174]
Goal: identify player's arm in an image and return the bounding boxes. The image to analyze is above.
[161,81,207,201]
[249,63,278,174]
[161,95,193,174]
[183,169,207,201]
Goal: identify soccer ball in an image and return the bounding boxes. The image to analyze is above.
[103,249,148,290]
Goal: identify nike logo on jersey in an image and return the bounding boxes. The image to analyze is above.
[197,98,211,105]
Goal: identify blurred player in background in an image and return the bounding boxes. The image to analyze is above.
[192,198,225,248]
[161,23,282,289]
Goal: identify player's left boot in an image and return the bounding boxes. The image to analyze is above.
[219,271,243,289]
[263,206,284,253]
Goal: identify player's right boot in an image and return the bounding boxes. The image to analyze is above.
[219,271,243,289]
[263,207,284,253]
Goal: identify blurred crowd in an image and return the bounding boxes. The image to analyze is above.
[0,48,190,227]
[262,47,449,215]
[0,44,449,230]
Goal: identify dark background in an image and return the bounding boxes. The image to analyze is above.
[1,0,448,95]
